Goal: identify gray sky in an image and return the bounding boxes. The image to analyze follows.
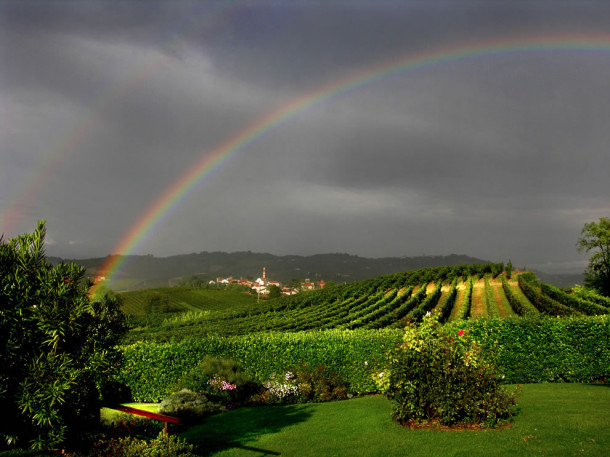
[2,0,609,273]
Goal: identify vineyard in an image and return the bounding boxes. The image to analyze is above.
[121,263,609,343]
[119,287,257,315]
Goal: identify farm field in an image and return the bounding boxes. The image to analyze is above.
[119,287,257,315]
[181,383,610,457]
[119,264,608,343]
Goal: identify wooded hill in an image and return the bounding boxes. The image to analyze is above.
[50,251,582,291]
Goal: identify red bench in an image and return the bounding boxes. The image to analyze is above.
[111,405,180,434]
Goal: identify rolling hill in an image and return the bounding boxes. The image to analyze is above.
[50,251,583,291]
[120,264,607,343]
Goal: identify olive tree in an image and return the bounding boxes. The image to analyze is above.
[0,222,125,450]
[577,217,610,297]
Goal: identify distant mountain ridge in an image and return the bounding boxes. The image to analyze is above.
[49,251,583,291]
[50,252,491,291]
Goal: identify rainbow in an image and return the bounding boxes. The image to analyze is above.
[91,33,610,292]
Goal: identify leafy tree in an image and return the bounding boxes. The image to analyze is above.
[577,217,610,297]
[505,261,513,279]
[267,284,282,299]
[287,278,302,291]
[0,222,126,451]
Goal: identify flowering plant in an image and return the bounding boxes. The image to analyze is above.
[378,312,518,427]
[208,375,237,391]
[247,372,301,404]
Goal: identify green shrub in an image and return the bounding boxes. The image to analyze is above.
[249,372,302,405]
[174,356,257,405]
[571,285,610,307]
[291,363,348,403]
[376,313,518,427]
[0,222,126,451]
[89,432,197,457]
[157,390,226,423]
[250,363,348,405]
[101,417,163,442]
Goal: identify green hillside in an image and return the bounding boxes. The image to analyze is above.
[119,287,257,315]
[121,263,608,343]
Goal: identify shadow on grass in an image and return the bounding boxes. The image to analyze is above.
[586,382,610,388]
[180,404,314,456]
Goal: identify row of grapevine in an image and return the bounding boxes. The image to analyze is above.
[455,277,473,320]
[408,281,443,322]
[436,280,458,322]
[502,275,538,316]
[540,283,608,316]
[357,286,415,329]
[518,273,579,317]
[377,285,429,328]
[485,275,501,318]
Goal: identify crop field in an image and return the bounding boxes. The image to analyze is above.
[120,263,608,343]
[119,287,257,315]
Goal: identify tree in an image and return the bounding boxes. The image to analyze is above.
[505,260,513,279]
[577,217,610,297]
[267,284,282,299]
[0,222,126,451]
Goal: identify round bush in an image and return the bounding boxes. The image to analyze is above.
[157,389,226,423]
[377,313,518,427]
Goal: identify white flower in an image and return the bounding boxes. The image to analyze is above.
[379,372,385,377]
[426,311,431,317]
[364,361,368,366]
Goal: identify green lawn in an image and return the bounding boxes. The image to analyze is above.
[182,384,610,457]
[100,402,160,423]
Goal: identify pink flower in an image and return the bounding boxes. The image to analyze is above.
[458,329,465,336]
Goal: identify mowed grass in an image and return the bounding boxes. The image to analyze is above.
[182,383,610,457]
[100,403,160,423]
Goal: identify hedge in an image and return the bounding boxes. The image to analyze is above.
[117,316,609,402]
[447,316,609,383]
[116,329,401,401]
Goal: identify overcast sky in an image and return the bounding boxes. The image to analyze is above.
[2,0,609,273]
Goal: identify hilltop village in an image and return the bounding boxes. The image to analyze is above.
[212,267,326,296]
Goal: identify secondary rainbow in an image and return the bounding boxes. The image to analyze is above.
[92,33,610,291]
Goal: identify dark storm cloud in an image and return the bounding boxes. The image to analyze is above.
[1,0,609,271]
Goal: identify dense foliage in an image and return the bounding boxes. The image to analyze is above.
[117,315,609,402]
[157,390,226,423]
[0,222,126,451]
[173,356,257,405]
[376,314,517,427]
[89,432,197,457]
[577,217,610,297]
